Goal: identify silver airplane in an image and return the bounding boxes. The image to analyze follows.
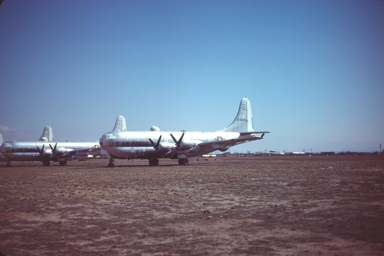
[1,126,100,167]
[100,97,270,167]
[0,134,8,162]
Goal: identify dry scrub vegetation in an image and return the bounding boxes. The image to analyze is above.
[0,155,384,255]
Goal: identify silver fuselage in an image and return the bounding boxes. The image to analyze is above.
[1,141,100,162]
[100,131,242,159]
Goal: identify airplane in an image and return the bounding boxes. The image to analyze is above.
[1,126,100,167]
[0,134,8,162]
[99,97,270,167]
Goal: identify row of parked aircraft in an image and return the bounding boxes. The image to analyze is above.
[1,98,270,167]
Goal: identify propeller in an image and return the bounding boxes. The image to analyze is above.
[36,144,45,155]
[170,132,189,160]
[170,132,185,148]
[36,144,51,165]
[149,135,162,151]
[49,143,58,154]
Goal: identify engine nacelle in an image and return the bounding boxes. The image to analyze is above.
[218,146,230,152]
[158,142,174,151]
[180,139,199,150]
[188,146,201,153]
[54,147,73,156]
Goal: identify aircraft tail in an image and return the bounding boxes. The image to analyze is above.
[0,133,3,145]
[38,126,54,142]
[112,115,127,132]
[220,97,254,133]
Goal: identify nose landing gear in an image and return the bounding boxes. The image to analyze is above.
[108,157,115,167]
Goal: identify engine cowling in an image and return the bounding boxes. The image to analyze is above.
[180,139,200,150]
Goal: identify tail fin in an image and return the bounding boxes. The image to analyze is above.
[0,133,3,145]
[112,116,127,132]
[38,126,54,142]
[220,97,254,133]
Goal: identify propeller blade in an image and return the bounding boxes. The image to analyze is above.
[155,135,162,149]
[171,132,185,147]
[178,133,185,145]
[170,132,188,159]
[149,135,162,151]
[49,143,57,154]
[170,133,177,144]
[36,144,45,155]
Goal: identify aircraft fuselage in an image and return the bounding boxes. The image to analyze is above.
[1,141,100,163]
[100,131,240,160]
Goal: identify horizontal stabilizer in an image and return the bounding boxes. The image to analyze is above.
[240,131,270,136]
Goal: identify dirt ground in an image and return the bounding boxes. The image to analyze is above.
[0,155,383,255]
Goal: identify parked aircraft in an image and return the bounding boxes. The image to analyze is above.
[100,97,270,167]
[1,126,100,167]
[0,134,8,162]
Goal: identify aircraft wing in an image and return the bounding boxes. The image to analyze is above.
[197,132,269,149]
[65,147,100,157]
[51,147,101,158]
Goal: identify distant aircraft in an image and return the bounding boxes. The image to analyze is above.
[100,97,270,167]
[1,126,100,167]
[0,134,8,162]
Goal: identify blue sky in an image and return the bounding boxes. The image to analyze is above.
[1,0,383,153]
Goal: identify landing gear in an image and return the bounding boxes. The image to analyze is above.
[149,158,159,166]
[178,158,189,166]
[59,160,67,166]
[108,157,115,167]
[43,160,50,166]
[6,161,11,167]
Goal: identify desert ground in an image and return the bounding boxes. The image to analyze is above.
[0,155,383,255]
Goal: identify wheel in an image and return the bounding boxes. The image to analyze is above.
[178,158,189,165]
[43,160,50,166]
[59,160,67,166]
[108,157,115,167]
[149,159,159,166]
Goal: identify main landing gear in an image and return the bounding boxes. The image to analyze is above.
[149,158,159,166]
[178,158,189,166]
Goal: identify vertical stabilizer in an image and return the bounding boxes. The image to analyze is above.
[0,134,3,145]
[220,97,254,133]
[112,116,127,132]
[38,126,54,142]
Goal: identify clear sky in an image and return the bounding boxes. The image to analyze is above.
[1,0,383,153]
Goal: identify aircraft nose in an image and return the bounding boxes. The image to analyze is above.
[99,134,113,147]
[99,134,106,146]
